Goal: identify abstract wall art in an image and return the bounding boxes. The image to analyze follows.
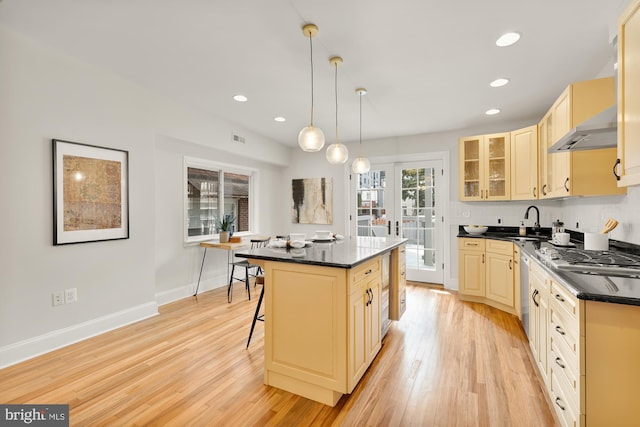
[291,177,333,224]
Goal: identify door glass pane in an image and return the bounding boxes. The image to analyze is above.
[356,169,388,237]
[401,167,436,270]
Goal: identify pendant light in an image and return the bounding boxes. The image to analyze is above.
[352,88,371,174]
[326,56,349,164]
[298,24,325,152]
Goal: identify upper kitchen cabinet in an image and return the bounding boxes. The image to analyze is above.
[510,125,538,200]
[459,133,511,201]
[539,77,626,198]
[617,0,640,187]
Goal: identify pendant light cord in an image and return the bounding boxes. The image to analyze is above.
[309,33,314,127]
[359,92,363,158]
[334,61,339,144]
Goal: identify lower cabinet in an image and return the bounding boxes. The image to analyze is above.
[529,260,549,387]
[348,258,382,391]
[528,259,640,426]
[458,238,517,315]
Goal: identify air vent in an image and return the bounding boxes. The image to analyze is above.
[232,133,246,144]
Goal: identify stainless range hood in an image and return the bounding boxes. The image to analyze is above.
[548,105,617,152]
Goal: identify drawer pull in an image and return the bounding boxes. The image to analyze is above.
[532,289,539,307]
[554,294,565,302]
[555,357,565,369]
[467,242,479,246]
[364,269,372,275]
[555,397,566,411]
[555,325,566,336]
[509,259,512,270]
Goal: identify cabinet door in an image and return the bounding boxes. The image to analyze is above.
[366,282,382,362]
[529,281,539,358]
[348,284,368,390]
[511,126,538,200]
[484,133,511,200]
[618,0,640,187]
[538,115,550,198]
[538,292,549,385]
[485,252,514,307]
[459,250,485,296]
[459,136,483,200]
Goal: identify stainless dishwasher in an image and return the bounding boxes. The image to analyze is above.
[520,250,530,338]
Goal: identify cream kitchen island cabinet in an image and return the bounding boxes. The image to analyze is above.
[236,236,407,406]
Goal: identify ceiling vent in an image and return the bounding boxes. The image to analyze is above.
[232,133,246,144]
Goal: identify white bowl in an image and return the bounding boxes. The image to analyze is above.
[464,226,488,235]
[315,230,332,240]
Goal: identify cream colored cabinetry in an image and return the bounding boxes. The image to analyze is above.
[348,257,382,391]
[485,240,515,308]
[527,258,640,426]
[548,280,583,427]
[458,238,485,297]
[510,125,539,200]
[458,238,516,315]
[617,0,640,187]
[459,133,511,201]
[539,77,626,198]
[528,260,549,386]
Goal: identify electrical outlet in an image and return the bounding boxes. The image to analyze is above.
[65,288,77,304]
[52,291,64,306]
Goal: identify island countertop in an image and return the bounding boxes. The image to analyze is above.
[235,236,407,268]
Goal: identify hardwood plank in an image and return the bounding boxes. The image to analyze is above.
[0,282,555,426]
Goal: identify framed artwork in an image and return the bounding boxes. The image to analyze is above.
[291,177,333,224]
[52,139,129,245]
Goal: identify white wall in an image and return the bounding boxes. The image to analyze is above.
[0,26,289,368]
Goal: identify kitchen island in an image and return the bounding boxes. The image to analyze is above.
[235,236,407,406]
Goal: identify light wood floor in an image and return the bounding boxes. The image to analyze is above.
[1,282,556,426]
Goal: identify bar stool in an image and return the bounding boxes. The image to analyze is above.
[227,236,270,303]
[246,275,265,348]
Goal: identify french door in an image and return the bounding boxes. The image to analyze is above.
[353,160,444,284]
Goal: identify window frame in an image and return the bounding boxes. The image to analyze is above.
[183,156,258,244]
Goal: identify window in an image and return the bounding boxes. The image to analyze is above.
[184,157,257,243]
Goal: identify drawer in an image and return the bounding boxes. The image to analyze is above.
[549,365,580,427]
[550,335,582,404]
[549,303,580,363]
[458,238,485,252]
[485,239,513,256]
[550,281,580,323]
[351,258,380,287]
[530,261,550,293]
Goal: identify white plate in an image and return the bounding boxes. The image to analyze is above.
[311,236,335,242]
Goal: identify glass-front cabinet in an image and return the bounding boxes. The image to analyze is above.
[459,133,511,201]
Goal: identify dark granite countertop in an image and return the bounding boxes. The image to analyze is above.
[235,236,408,269]
[457,226,640,307]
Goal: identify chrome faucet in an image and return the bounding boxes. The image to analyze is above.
[524,205,540,234]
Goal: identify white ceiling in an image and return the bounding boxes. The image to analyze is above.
[0,0,628,147]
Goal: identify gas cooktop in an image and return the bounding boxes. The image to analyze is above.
[536,247,640,278]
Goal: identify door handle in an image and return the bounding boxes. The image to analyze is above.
[532,289,539,307]
[509,259,512,270]
[387,220,391,235]
[533,187,537,198]
[542,184,547,196]
[395,221,399,236]
[564,177,570,192]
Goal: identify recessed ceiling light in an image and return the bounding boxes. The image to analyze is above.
[485,108,501,115]
[490,78,510,87]
[496,32,521,47]
[274,116,286,122]
[233,94,248,102]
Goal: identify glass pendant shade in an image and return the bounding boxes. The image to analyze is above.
[326,143,349,164]
[352,156,371,174]
[298,125,325,152]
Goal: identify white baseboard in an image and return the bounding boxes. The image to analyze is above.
[0,301,158,369]
[156,274,227,307]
